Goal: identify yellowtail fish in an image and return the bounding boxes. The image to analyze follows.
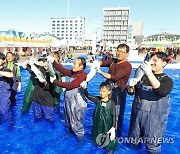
[47,61,56,77]
[130,55,152,87]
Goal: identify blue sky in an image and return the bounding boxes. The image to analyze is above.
[0,0,179,39]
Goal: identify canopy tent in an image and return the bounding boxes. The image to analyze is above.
[172,39,180,48]
[50,39,67,47]
[140,40,173,48]
[38,35,68,47]
[68,39,83,47]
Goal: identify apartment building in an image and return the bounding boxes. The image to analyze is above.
[50,17,85,44]
[102,7,130,44]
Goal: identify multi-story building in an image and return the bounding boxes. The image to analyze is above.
[102,7,130,44]
[50,17,85,44]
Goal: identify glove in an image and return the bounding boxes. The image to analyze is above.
[129,78,138,87]
[107,127,116,141]
[17,82,21,92]
[96,67,102,74]
[47,55,55,63]
[50,76,56,83]
[80,81,87,89]
[140,60,152,75]
[92,60,100,69]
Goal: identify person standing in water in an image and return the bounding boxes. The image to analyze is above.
[92,44,132,134]
[127,52,173,153]
[6,52,21,106]
[82,81,118,152]
[48,56,87,139]
[0,53,14,124]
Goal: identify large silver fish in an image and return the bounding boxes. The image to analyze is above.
[130,55,152,87]
[47,61,56,77]
[86,60,100,82]
[30,64,46,83]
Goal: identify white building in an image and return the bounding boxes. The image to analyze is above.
[50,17,85,46]
[102,7,130,44]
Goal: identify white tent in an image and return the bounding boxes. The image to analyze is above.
[173,38,180,44]
[50,39,67,47]
[68,39,83,47]
[38,34,67,47]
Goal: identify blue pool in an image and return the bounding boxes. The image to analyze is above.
[0,65,179,154]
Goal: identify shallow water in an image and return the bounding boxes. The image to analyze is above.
[0,65,179,154]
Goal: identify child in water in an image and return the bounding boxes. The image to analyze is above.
[82,81,118,152]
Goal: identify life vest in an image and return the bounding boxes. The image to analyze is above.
[7,63,19,91]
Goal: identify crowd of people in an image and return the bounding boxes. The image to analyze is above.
[0,44,174,153]
[139,47,180,64]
